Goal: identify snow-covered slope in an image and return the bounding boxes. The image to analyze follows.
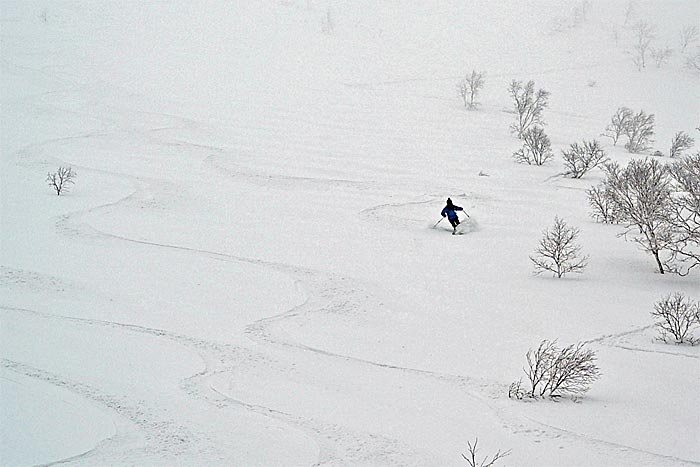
[1,1,699,465]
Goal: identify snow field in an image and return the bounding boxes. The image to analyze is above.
[1,0,699,465]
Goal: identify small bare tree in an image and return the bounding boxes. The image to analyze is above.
[602,107,633,146]
[509,79,550,138]
[669,131,695,158]
[524,339,558,398]
[587,183,624,224]
[623,0,637,27]
[624,109,655,153]
[650,46,673,68]
[680,25,699,53]
[631,21,656,70]
[542,343,601,398]
[651,293,700,345]
[603,159,673,273]
[686,49,700,74]
[530,216,588,278]
[516,340,600,399]
[513,126,553,166]
[458,70,485,109]
[562,139,607,178]
[46,166,76,196]
[462,438,511,467]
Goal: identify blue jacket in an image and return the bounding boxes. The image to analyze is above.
[441,203,463,221]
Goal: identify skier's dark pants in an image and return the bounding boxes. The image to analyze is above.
[449,218,460,229]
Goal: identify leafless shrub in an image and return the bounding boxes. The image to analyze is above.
[519,340,600,399]
[458,70,485,110]
[624,109,655,153]
[680,25,699,53]
[602,107,633,146]
[462,438,511,467]
[602,159,673,274]
[508,379,525,400]
[685,48,700,74]
[509,80,550,138]
[670,131,695,158]
[651,293,700,345]
[530,216,588,278]
[562,139,607,178]
[46,166,76,196]
[587,183,624,224]
[513,126,553,166]
[652,150,664,158]
[650,46,673,68]
[631,21,656,70]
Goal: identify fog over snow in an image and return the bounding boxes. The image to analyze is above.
[1,1,699,466]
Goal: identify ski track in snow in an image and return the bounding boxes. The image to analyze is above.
[5,8,699,458]
[4,140,696,466]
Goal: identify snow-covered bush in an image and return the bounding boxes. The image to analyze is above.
[508,79,550,138]
[602,107,633,146]
[651,293,700,345]
[46,166,76,196]
[514,340,600,399]
[602,159,672,274]
[669,131,695,158]
[587,183,623,224]
[624,109,655,153]
[530,216,588,278]
[462,438,511,467]
[513,126,552,166]
[457,70,485,109]
[562,139,607,178]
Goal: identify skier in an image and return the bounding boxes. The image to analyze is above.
[441,198,464,234]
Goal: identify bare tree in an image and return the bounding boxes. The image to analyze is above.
[509,80,550,138]
[524,339,558,398]
[46,166,76,196]
[603,159,673,273]
[680,25,699,53]
[587,183,624,224]
[542,343,601,398]
[685,49,700,74]
[602,107,633,146]
[517,340,600,399]
[631,21,656,70]
[462,438,511,467]
[624,109,655,153]
[530,216,588,277]
[651,293,700,345]
[562,139,607,178]
[650,46,673,68]
[513,126,553,166]
[458,70,485,109]
[669,131,695,158]
[321,7,333,34]
[664,154,700,275]
[623,1,638,27]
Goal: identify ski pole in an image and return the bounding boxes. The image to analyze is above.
[433,217,444,228]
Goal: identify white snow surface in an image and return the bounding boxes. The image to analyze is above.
[1,1,699,465]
